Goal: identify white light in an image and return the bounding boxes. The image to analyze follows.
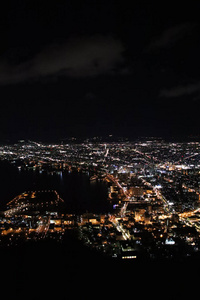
[155,185,162,189]
[165,238,175,245]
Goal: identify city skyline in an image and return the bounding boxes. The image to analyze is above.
[1,1,200,141]
[0,137,200,296]
[1,138,200,261]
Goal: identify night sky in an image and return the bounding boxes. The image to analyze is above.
[1,1,200,142]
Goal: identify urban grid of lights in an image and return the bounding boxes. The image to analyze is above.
[0,138,200,260]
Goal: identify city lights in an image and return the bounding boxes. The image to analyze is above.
[0,138,200,260]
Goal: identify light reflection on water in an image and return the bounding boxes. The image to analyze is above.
[0,161,110,213]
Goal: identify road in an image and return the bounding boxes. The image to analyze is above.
[106,174,130,199]
[36,216,50,237]
[109,215,130,240]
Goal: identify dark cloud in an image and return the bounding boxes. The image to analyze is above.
[146,23,194,51]
[0,35,125,85]
[159,81,200,98]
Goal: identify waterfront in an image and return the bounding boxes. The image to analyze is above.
[1,139,200,261]
[0,161,110,214]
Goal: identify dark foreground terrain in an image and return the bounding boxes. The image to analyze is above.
[1,231,199,299]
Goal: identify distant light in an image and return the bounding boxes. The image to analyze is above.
[165,238,175,245]
[122,256,137,259]
[155,185,162,189]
